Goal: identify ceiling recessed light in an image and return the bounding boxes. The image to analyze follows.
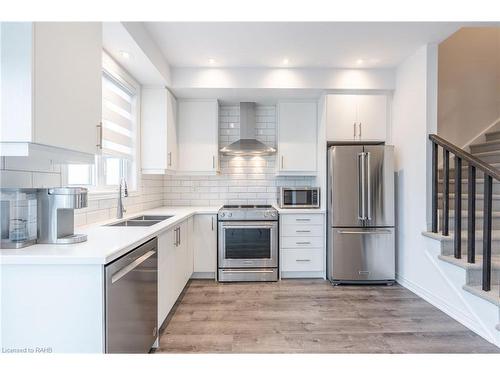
[208,58,216,65]
[282,58,289,65]
[119,51,131,60]
[356,59,364,65]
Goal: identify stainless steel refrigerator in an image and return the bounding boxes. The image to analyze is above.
[327,144,395,284]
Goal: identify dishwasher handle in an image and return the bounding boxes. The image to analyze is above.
[111,250,156,284]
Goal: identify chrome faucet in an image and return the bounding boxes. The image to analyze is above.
[117,179,128,219]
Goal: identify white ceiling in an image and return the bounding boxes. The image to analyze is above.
[144,22,467,69]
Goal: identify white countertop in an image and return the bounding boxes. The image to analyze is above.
[0,206,219,265]
[0,205,326,266]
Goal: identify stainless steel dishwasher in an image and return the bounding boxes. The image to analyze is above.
[105,237,158,353]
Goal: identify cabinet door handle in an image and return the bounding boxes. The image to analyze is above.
[212,156,215,169]
[168,152,172,167]
[211,216,214,231]
[281,156,284,169]
[359,122,362,139]
[173,228,178,246]
[96,122,103,149]
[353,122,357,139]
[178,227,181,246]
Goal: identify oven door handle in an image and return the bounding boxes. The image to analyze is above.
[219,269,276,274]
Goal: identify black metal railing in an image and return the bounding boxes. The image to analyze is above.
[430,134,497,292]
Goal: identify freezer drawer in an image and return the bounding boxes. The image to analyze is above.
[328,227,395,282]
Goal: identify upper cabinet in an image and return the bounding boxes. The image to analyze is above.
[276,101,318,175]
[326,94,388,142]
[1,22,102,159]
[141,88,178,174]
[177,99,220,175]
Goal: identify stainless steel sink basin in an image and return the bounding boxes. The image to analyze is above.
[107,220,162,227]
[105,214,173,227]
[129,215,173,221]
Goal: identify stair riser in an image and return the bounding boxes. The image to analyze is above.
[438,182,500,195]
[439,215,500,231]
[468,269,500,286]
[470,142,500,154]
[440,240,500,257]
[474,153,500,164]
[438,168,487,179]
[485,132,500,142]
[438,197,500,211]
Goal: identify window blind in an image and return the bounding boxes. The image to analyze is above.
[101,72,135,159]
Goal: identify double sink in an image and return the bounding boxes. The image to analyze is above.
[106,215,173,227]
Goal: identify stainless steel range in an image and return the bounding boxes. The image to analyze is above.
[218,205,278,282]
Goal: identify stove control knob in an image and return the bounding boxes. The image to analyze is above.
[271,212,277,218]
[228,212,232,217]
[220,212,225,217]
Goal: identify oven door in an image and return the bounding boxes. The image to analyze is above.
[218,221,278,268]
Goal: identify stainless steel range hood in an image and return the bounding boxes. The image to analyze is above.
[220,102,276,156]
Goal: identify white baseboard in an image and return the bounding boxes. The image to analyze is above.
[396,274,499,347]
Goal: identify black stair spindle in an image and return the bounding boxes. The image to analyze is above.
[467,165,476,264]
[431,142,438,233]
[454,157,462,258]
[482,175,492,292]
[442,149,450,236]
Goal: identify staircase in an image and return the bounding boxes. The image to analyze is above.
[427,125,500,324]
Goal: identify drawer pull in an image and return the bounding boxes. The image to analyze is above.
[296,230,311,233]
[296,259,311,262]
[296,242,311,245]
[295,218,311,222]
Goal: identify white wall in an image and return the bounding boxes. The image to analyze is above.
[392,44,499,347]
[438,27,500,147]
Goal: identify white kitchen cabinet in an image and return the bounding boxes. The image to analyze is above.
[141,88,178,174]
[279,212,326,279]
[177,99,219,175]
[157,228,176,327]
[326,94,388,141]
[193,214,217,278]
[1,22,102,159]
[277,101,317,175]
[157,218,193,328]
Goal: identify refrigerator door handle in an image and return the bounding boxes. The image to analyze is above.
[336,229,392,235]
[366,151,372,220]
[357,152,366,221]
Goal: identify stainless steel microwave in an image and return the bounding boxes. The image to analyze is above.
[279,187,320,209]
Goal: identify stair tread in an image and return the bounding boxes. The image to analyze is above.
[443,210,500,218]
[438,254,500,270]
[471,149,500,156]
[470,139,500,148]
[423,230,500,241]
[462,284,500,306]
[437,192,500,199]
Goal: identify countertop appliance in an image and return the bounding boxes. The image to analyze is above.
[327,145,395,284]
[279,187,320,208]
[105,237,158,353]
[218,205,278,282]
[37,187,88,244]
[1,189,38,249]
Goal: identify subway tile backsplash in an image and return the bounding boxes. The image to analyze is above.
[164,105,316,206]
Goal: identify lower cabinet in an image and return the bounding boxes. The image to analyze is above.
[193,214,217,279]
[157,218,194,328]
[279,212,326,279]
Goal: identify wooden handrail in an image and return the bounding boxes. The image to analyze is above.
[429,133,495,292]
[429,134,500,181]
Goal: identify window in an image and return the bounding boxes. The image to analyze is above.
[67,53,140,192]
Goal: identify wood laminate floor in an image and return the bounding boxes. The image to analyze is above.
[156,279,500,353]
